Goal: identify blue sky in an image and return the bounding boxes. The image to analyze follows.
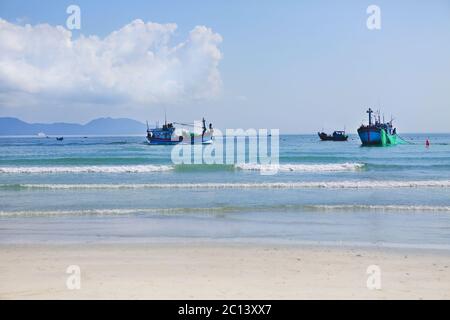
[0,0,449,133]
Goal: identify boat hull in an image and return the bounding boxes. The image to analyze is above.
[146,138,182,145]
[357,127,381,145]
[358,127,397,146]
[147,132,213,145]
[318,132,348,141]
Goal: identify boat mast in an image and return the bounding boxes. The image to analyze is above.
[367,108,373,126]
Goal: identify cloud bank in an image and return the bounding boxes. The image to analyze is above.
[0,19,223,109]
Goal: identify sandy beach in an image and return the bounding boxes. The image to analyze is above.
[1,243,449,300]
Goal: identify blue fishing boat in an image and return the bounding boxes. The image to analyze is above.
[146,117,214,145]
[357,108,398,146]
[318,130,348,141]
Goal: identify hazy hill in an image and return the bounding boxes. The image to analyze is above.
[0,117,147,135]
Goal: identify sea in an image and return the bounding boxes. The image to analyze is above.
[1,133,449,249]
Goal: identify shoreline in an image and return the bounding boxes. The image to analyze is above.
[1,243,449,299]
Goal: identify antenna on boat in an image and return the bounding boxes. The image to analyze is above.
[146,120,149,131]
[164,109,167,126]
[367,108,373,126]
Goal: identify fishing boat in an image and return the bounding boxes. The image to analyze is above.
[318,131,348,141]
[146,117,214,145]
[357,108,398,146]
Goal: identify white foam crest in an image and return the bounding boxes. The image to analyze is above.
[308,205,450,212]
[0,207,239,217]
[235,163,366,172]
[2,204,450,217]
[0,163,365,174]
[14,180,450,189]
[0,209,140,217]
[0,165,174,174]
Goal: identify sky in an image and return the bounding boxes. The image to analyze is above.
[0,0,449,133]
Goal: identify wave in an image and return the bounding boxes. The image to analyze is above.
[0,208,142,217]
[0,206,277,217]
[0,208,174,217]
[175,163,364,173]
[2,180,450,190]
[3,160,450,172]
[306,205,450,212]
[0,162,365,174]
[174,164,236,172]
[0,164,173,173]
[366,163,450,170]
[2,161,449,173]
[236,162,366,172]
[2,204,450,217]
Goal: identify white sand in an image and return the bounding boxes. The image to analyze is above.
[1,243,449,299]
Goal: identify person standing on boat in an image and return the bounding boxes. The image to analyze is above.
[202,118,207,140]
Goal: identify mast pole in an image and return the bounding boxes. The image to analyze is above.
[367,108,373,126]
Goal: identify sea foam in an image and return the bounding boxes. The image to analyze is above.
[306,205,450,212]
[6,180,450,190]
[2,204,450,217]
[0,164,173,174]
[0,162,365,174]
[235,163,365,172]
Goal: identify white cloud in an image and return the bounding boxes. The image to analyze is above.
[0,19,223,109]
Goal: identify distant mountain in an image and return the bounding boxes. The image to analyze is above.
[0,117,147,135]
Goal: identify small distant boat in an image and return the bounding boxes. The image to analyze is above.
[146,117,214,145]
[37,132,48,138]
[318,131,348,141]
[56,137,64,141]
[357,108,398,146]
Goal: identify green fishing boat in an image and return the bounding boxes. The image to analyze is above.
[357,108,398,146]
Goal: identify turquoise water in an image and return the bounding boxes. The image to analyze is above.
[0,134,449,248]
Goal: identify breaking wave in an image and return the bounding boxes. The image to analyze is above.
[0,164,173,174]
[0,206,294,217]
[0,208,189,217]
[306,205,450,212]
[2,180,450,190]
[2,204,450,217]
[235,163,365,172]
[0,162,365,174]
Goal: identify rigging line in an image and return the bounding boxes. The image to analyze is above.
[397,134,416,145]
[173,122,204,127]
